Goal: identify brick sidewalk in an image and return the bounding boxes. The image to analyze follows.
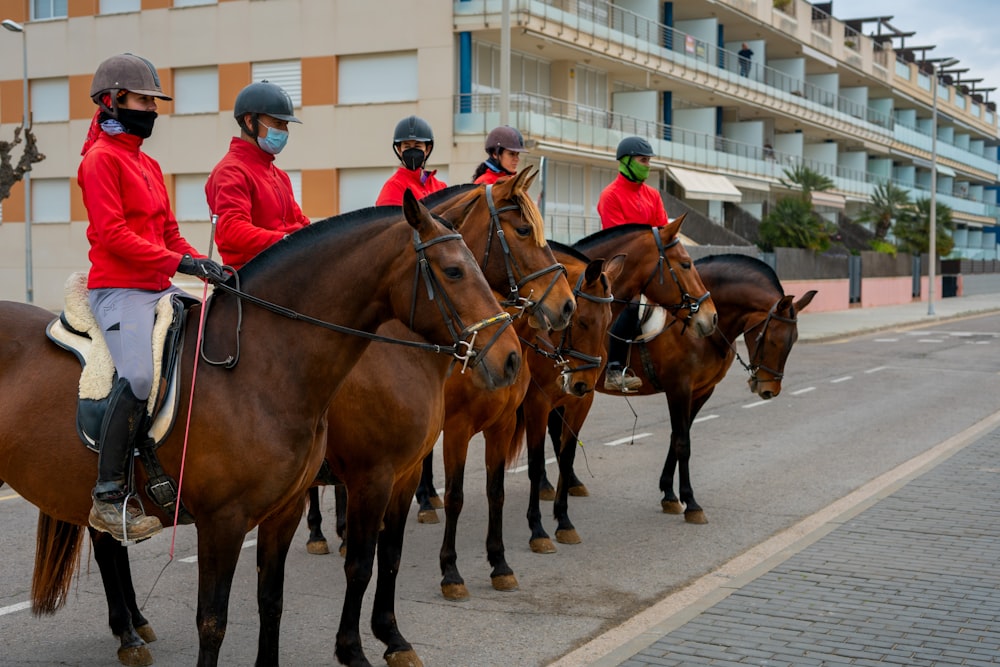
[612,426,1000,667]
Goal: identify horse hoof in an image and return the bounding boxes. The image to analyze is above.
[555,528,581,544]
[135,624,157,644]
[338,542,347,557]
[529,537,556,554]
[417,509,439,524]
[568,484,589,497]
[491,574,519,592]
[441,583,470,601]
[685,510,708,525]
[117,644,154,667]
[538,488,556,502]
[661,500,684,514]
[429,495,444,509]
[306,539,330,555]
[385,648,424,667]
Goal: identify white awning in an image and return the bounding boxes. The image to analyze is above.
[666,166,742,202]
[936,163,956,177]
[727,175,772,192]
[811,191,846,210]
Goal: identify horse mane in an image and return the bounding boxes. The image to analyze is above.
[424,180,546,248]
[421,183,478,208]
[547,240,592,265]
[572,224,655,254]
[695,253,784,295]
[236,206,404,282]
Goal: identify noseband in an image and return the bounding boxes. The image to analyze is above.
[201,226,512,372]
[731,297,797,382]
[482,184,567,318]
[521,270,613,378]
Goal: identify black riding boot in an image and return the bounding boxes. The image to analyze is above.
[89,378,162,543]
[604,301,642,392]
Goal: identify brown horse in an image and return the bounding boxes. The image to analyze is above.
[545,253,816,533]
[0,191,521,667]
[432,244,623,601]
[524,220,719,547]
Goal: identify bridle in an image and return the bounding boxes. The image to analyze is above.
[728,297,797,383]
[520,270,613,379]
[614,226,712,332]
[481,183,567,319]
[200,225,512,373]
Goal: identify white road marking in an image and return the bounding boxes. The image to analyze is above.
[791,387,816,395]
[918,339,943,343]
[692,414,719,424]
[830,376,852,383]
[874,338,899,342]
[180,539,257,564]
[865,366,887,374]
[742,401,770,409]
[510,456,557,474]
[0,601,31,617]
[603,433,653,447]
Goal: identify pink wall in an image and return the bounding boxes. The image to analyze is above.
[781,277,946,313]
[781,279,849,312]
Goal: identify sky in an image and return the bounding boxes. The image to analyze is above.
[828,0,1000,101]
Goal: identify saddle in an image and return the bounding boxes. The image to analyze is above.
[46,272,198,523]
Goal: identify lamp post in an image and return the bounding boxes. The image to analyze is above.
[927,57,958,317]
[2,18,31,303]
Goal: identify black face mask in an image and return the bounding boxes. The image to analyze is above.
[116,108,158,139]
[400,147,425,171]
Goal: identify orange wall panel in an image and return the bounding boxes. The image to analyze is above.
[67,0,98,17]
[2,2,27,23]
[142,0,171,9]
[301,169,338,218]
[70,177,86,222]
[218,62,251,113]
[5,179,24,223]
[302,56,336,107]
[70,74,94,120]
[0,79,22,125]
[157,68,173,115]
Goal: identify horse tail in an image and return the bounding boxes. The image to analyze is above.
[504,404,528,470]
[31,512,85,615]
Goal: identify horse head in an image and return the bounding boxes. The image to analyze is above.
[745,290,816,398]
[432,166,576,332]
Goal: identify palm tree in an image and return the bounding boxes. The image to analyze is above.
[855,181,912,240]
[892,197,955,258]
[758,195,831,252]
[779,164,835,201]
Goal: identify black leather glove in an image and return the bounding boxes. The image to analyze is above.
[177,254,227,284]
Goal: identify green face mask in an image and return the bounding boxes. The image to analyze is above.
[620,157,650,182]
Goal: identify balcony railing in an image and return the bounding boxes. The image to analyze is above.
[454,91,1000,222]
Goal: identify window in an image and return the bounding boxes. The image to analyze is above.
[99,0,140,13]
[339,52,417,104]
[174,174,210,222]
[285,170,302,209]
[32,0,67,20]
[339,168,395,213]
[173,0,217,6]
[173,67,219,115]
[252,60,301,107]
[472,41,551,97]
[32,178,70,223]
[30,78,69,123]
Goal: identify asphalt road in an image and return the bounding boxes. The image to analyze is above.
[2,313,998,666]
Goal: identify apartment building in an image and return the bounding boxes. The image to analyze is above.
[1,0,997,309]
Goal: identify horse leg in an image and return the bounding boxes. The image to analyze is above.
[255,495,306,666]
[337,481,392,667]
[335,483,347,557]
[484,423,517,592]
[414,452,441,523]
[525,398,555,553]
[89,529,154,667]
[538,407,563,501]
[305,486,330,555]
[665,394,709,524]
[439,427,471,600]
[659,392,688,515]
[553,415,584,545]
[371,469,423,667]
[194,519,249,667]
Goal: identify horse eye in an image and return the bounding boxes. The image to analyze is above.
[680,261,691,270]
[443,267,463,280]
[515,225,531,238]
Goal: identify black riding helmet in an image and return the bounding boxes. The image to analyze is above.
[616,136,654,160]
[393,115,434,161]
[234,81,301,136]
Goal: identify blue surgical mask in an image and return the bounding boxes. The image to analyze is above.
[257,126,289,155]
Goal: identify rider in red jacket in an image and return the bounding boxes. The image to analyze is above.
[472,125,526,185]
[376,115,447,205]
[80,53,224,543]
[207,81,310,269]
[597,136,670,392]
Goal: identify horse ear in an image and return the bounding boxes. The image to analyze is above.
[584,258,605,284]
[602,253,627,283]
[402,188,429,232]
[664,212,686,238]
[793,290,817,313]
[518,164,537,191]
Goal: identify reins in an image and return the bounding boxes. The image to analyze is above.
[200,226,512,373]
[723,297,798,381]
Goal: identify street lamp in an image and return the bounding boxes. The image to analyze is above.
[927,56,958,317]
[2,18,31,304]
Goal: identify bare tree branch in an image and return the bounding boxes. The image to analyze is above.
[0,125,46,202]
